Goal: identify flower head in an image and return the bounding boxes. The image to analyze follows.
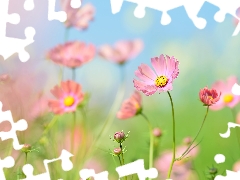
[210,76,240,110]
[21,144,32,153]
[113,147,122,156]
[117,91,142,119]
[48,80,84,114]
[133,54,179,96]
[199,87,221,106]
[61,0,95,30]
[47,41,95,68]
[153,128,162,137]
[99,39,143,64]
[114,131,126,143]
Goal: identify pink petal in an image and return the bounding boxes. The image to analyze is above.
[138,64,157,81]
[135,70,153,84]
[151,57,162,76]
[158,54,167,75]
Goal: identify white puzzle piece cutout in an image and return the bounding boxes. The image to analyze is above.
[0,0,35,62]
[110,0,240,36]
[116,159,158,180]
[0,156,15,180]
[20,149,73,180]
[0,101,28,150]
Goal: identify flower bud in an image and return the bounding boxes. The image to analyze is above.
[113,147,122,155]
[153,128,162,137]
[21,144,32,153]
[114,131,125,143]
[209,167,218,175]
[183,137,192,145]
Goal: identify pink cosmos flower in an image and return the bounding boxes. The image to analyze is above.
[99,39,144,64]
[61,0,95,30]
[199,87,221,106]
[47,41,95,68]
[133,54,179,96]
[155,145,199,180]
[210,76,239,110]
[117,91,142,119]
[48,80,84,114]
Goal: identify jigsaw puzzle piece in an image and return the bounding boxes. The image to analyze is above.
[207,0,240,22]
[0,156,15,180]
[48,0,67,22]
[44,149,73,171]
[0,101,28,150]
[110,0,124,14]
[116,159,158,180]
[20,149,73,180]
[182,0,207,29]
[0,0,35,62]
[21,164,50,180]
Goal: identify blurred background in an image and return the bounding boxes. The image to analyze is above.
[1,0,240,179]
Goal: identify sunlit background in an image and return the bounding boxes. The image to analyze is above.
[1,0,240,179]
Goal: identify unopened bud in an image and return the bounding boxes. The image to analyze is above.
[21,144,32,153]
[113,147,122,155]
[114,131,125,143]
[209,167,218,175]
[153,128,162,137]
[183,137,192,145]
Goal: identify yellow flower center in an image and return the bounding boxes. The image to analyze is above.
[64,96,75,107]
[208,96,213,100]
[155,76,168,87]
[223,94,233,103]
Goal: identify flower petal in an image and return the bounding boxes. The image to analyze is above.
[138,64,157,81]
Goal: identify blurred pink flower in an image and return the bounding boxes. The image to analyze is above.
[99,39,144,64]
[133,54,179,96]
[155,145,199,180]
[210,76,239,110]
[61,0,95,30]
[47,41,96,68]
[117,91,142,119]
[199,87,221,106]
[0,74,10,82]
[29,95,49,120]
[0,70,49,121]
[233,160,240,172]
[48,80,84,114]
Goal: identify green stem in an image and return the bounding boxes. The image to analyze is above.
[118,155,123,166]
[72,68,76,80]
[120,143,127,180]
[25,153,27,164]
[179,106,209,159]
[71,112,76,153]
[140,113,154,180]
[230,108,240,156]
[167,91,176,179]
